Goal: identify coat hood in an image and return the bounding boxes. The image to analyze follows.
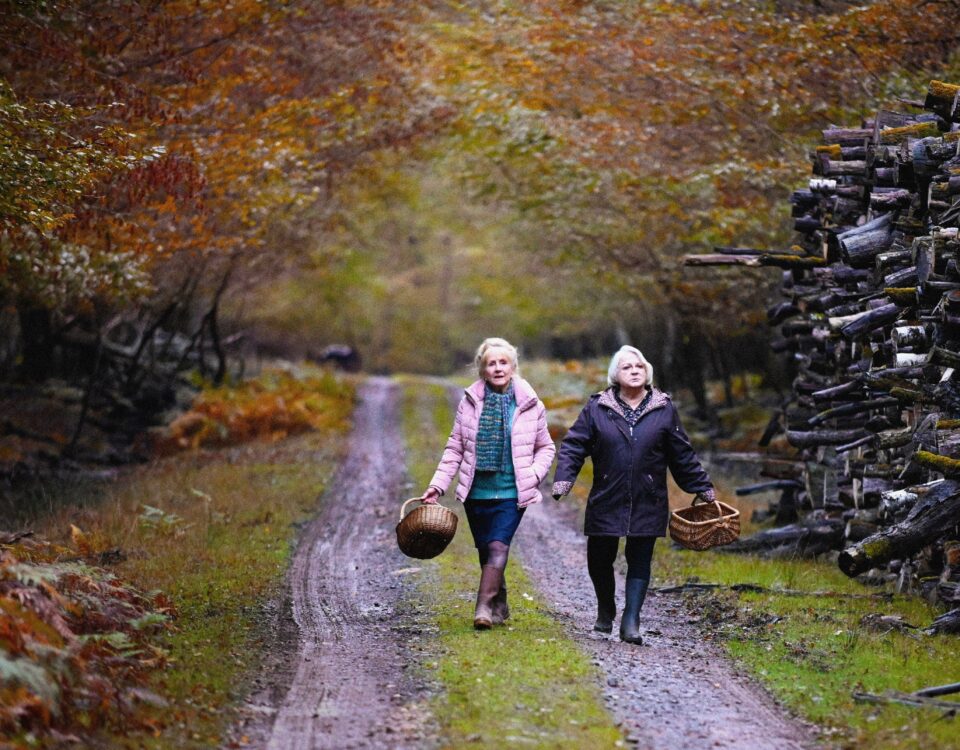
[465,376,539,411]
[596,386,670,421]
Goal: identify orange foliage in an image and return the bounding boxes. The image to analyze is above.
[157,369,354,453]
[0,534,174,740]
[1,1,447,316]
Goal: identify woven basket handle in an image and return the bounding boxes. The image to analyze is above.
[399,497,425,522]
[691,494,723,518]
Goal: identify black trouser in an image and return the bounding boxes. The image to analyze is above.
[587,535,656,582]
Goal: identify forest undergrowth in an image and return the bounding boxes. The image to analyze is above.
[0,371,354,748]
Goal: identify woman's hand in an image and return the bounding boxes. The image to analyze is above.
[420,486,441,504]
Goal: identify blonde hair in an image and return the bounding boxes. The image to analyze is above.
[607,345,654,387]
[474,337,519,377]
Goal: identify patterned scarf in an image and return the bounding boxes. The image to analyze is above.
[475,381,515,472]
[615,387,652,427]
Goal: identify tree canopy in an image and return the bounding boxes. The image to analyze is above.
[3,0,960,382]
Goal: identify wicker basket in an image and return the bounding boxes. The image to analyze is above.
[396,498,458,559]
[669,496,740,551]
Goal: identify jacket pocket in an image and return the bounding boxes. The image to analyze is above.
[639,472,667,503]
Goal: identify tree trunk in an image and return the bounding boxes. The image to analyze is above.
[926,607,960,635]
[17,306,55,382]
[838,480,960,577]
[822,127,872,145]
[722,518,845,557]
[845,518,879,542]
[776,485,800,525]
[839,303,901,338]
[786,429,869,448]
[807,397,899,426]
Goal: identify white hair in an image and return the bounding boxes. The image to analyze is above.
[607,345,654,387]
[474,337,519,377]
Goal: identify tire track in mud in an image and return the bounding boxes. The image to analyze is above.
[239,377,437,750]
[516,498,820,750]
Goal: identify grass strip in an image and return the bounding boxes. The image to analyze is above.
[16,380,353,748]
[657,485,960,750]
[399,379,623,749]
[526,359,960,748]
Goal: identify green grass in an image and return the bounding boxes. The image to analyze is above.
[399,379,623,749]
[656,536,960,749]
[525,360,960,749]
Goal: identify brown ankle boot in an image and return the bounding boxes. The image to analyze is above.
[474,565,503,629]
[491,583,509,625]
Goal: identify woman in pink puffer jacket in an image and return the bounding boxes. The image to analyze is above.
[420,338,555,629]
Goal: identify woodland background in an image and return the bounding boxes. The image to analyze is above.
[6,2,960,745]
[4,0,960,411]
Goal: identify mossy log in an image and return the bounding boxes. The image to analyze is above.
[883,287,918,305]
[914,449,960,478]
[816,144,842,159]
[926,79,960,103]
[889,386,925,403]
[838,480,960,576]
[876,426,914,450]
[878,121,940,144]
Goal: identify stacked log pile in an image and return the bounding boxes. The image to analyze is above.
[683,80,960,608]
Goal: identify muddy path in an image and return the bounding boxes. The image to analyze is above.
[234,377,437,750]
[516,498,820,749]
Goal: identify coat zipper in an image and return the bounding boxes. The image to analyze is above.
[626,422,635,532]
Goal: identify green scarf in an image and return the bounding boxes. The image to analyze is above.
[475,381,515,472]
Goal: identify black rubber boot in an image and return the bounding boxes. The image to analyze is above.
[593,581,616,634]
[587,547,617,633]
[619,578,649,645]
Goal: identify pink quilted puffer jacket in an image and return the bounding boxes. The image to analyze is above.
[429,377,556,507]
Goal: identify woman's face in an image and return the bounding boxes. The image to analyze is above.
[482,348,515,391]
[617,353,647,390]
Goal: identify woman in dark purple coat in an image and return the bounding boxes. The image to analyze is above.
[551,346,715,645]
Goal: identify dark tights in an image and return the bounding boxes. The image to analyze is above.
[478,540,510,570]
[587,536,656,582]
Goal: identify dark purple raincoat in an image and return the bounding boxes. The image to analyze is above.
[551,387,715,537]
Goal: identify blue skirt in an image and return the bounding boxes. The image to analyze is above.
[464,497,526,547]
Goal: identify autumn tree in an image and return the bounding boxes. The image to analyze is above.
[0,0,445,388]
[409,0,960,391]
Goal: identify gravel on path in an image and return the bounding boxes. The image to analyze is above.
[517,497,820,750]
[235,378,438,750]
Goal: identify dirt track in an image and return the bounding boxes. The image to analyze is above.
[235,378,437,749]
[518,498,818,749]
